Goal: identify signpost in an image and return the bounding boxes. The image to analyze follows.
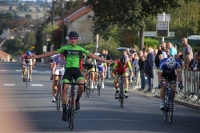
[156,12,170,42]
[138,31,175,37]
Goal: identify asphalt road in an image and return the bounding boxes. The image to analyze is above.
[0,62,200,133]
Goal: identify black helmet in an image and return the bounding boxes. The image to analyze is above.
[120,55,127,65]
[68,31,79,37]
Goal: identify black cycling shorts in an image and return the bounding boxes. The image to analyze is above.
[161,71,176,84]
[62,68,83,83]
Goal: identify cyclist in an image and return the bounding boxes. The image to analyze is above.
[84,55,97,89]
[158,57,183,110]
[51,53,66,102]
[95,53,107,89]
[31,31,113,121]
[21,51,35,81]
[112,55,133,99]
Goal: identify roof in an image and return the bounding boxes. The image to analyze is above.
[187,35,200,40]
[63,6,92,23]
[0,50,9,56]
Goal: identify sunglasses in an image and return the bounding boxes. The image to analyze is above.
[69,37,78,40]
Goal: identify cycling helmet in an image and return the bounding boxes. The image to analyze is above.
[26,51,31,56]
[120,55,127,65]
[166,57,176,69]
[68,31,79,37]
[94,52,100,56]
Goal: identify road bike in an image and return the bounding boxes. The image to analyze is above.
[85,70,95,98]
[163,80,174,124]
[96,71,102,96]
[24,59,31,88]
[117,74,127,108]
[65,78,85,130]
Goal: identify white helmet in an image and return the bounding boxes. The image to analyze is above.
[94,52,100,56]
[166,57,176,69]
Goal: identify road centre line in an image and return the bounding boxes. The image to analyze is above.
[3,84,15,86]
[31,84,43,86]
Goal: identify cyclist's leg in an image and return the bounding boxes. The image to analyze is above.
[61,69,71,120]
[168,71,177,100]
[114,75,119,98]
[52,69,59,102]
[123,72,129,98]
[74,68,85,110]
[160,73,167,109]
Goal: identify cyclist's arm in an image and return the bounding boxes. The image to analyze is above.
[33,51,57,59]
[88,53,111,63]
[112,63,118,78]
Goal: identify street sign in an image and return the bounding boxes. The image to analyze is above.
[156,21,169,37]
[138,31,175,37]
[157,14,170,22]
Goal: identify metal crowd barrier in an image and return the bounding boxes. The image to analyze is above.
[150,68,200,105]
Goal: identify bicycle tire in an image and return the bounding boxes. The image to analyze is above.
[120,85,124,108]
[70,90,75,130]
[25,67,29,88]
[86,73,91,98]
[56,90,61,112]
[97,74,101,96]
[168,95,173,124]
[163,99,167,122]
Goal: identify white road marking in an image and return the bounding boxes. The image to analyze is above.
[31,84,43,86]
[3,84,15,86]
[32,70,37,72]
[0,70,6,71]
[15,70,21,71]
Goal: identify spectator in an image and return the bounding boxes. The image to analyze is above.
[154,50,162,68]
[131,45,137,54]
[145,47,154,92]
[167,42,177,57]
[132,54,140,89]
[105,50,112,79]
[160,42,167,58]
[165,49,170,58]
[182,37,193,68]
[138,54,145,91]
[126,48,131,56]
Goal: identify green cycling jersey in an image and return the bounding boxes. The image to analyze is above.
[56,44,89,68]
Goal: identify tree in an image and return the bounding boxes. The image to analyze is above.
[85,0,193,50]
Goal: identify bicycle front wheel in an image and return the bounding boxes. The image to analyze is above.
[120,87,124,108]
[168,99,173,124]
[97,74,101,96]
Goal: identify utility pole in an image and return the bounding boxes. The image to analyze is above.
[52,0,54,26]
[61,1,65,45]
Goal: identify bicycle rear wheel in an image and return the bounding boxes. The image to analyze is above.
[86,74,91,98]
[56,90,61,112]
[25,68,29,88]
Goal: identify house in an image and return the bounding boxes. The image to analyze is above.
[0,50,10,62]
[61,0,94,43]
